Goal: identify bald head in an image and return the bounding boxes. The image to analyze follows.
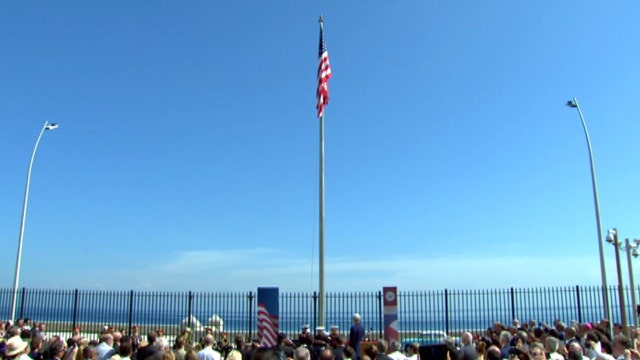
[462,332,473,346]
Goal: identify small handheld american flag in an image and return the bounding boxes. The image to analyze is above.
[316,16,332,118]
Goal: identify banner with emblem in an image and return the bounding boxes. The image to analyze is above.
[257,287,279,347]
[383,286,399,343]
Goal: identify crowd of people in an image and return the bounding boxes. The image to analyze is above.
[2,315,640,360]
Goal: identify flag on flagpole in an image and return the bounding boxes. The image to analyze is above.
[257,287,279,348]
[316,17,332,118]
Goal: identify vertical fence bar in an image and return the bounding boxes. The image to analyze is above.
[510,287,515,323]
[575,285,582,323]
[19,287,26,319]
[444,289,449,335]
[312,292,318,333]
[72,289,79,330]
[128,290,134,335]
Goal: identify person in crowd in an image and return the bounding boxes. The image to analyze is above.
[299,326,313,348]
[233,335,251,360]
[320,349,334,360]
[568,340,590,360]
[373,340,391,360]
[486,346,501,360]
[47,340,67,360]
[251,349,276,360]
[137,332,160,360]
[476,341,487,360]
[273,333,294,360]
[117,343,132,360]
[154,337,171,358]
[499,331,513,360]
[197,335,220,360]
[545,336,564,360]
[405,343,418,360]
[173,337,186,360]
[458,332,476,360]
[112,333,123,355]
[328,328,340,349]
[227,351,242,360]
[349,314,364,360]
[363,344,378,360]
[82,346,98,360]
[30,336,44,360]
[385,341,402,360]
[332,336,347,360]
[611,335,633,360]
[295,347,311,360]
[184,351,197,360]
[97,334,115,360]
[5,336,30,360]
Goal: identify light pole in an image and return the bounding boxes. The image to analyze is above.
[606,228,627,333]
[10,121,58,322]
[566,98,611,332]
[624,238,639,329]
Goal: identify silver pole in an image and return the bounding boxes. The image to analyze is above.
[612,233,628,333]
[566,98,611,337]
[626,239,638,329]
[10,121,57,322]
[319,113,325,328]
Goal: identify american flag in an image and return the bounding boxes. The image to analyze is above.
[316,18,332,118]
[257,288,279,347]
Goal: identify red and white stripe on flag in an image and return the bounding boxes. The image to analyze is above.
[258,304,279,347]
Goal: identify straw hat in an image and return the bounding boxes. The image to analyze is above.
[5,336,28,357]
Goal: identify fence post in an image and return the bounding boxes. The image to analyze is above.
[377,291,383,339]
[72,289,79,330]
[312,292,318,333]
[444,289,449,335]
[19,287,27,319]
[128,290,134,335]
[510,287,516,321]
[575,285,582,323]
[248,292,254,340]
[187,291,193,328]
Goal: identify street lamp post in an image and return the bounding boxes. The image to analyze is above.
[566,98,611,332]
[625,238,639,329]
[606,228,627,333]
[10,121,58,322]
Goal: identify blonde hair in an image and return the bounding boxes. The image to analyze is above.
[227,350,242,360]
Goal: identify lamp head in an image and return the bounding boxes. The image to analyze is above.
[566,100,577,108]
[633,248,639,258]
[606,228,617,243]
[45,123,58,130]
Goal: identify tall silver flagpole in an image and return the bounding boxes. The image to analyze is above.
[319,111,325,328]
[318,15,326,329]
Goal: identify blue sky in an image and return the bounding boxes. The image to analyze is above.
[1,2,640,292]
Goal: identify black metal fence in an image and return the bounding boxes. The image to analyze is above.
[0,286,637,340]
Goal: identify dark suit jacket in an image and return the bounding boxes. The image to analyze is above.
[349,324,365,360]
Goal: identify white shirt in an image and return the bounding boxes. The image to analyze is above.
[198,347,221,360]
[389,352,404,360]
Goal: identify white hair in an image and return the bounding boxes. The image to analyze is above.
[155,337,169,351]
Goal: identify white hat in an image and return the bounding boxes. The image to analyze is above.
[316,326,325,331]
[5,336,28,357]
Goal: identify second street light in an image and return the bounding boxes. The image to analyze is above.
[624,238,639,329]
[606,228,627,332]
[10,121,58,322]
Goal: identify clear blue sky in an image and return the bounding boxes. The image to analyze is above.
[1,2,639,292]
